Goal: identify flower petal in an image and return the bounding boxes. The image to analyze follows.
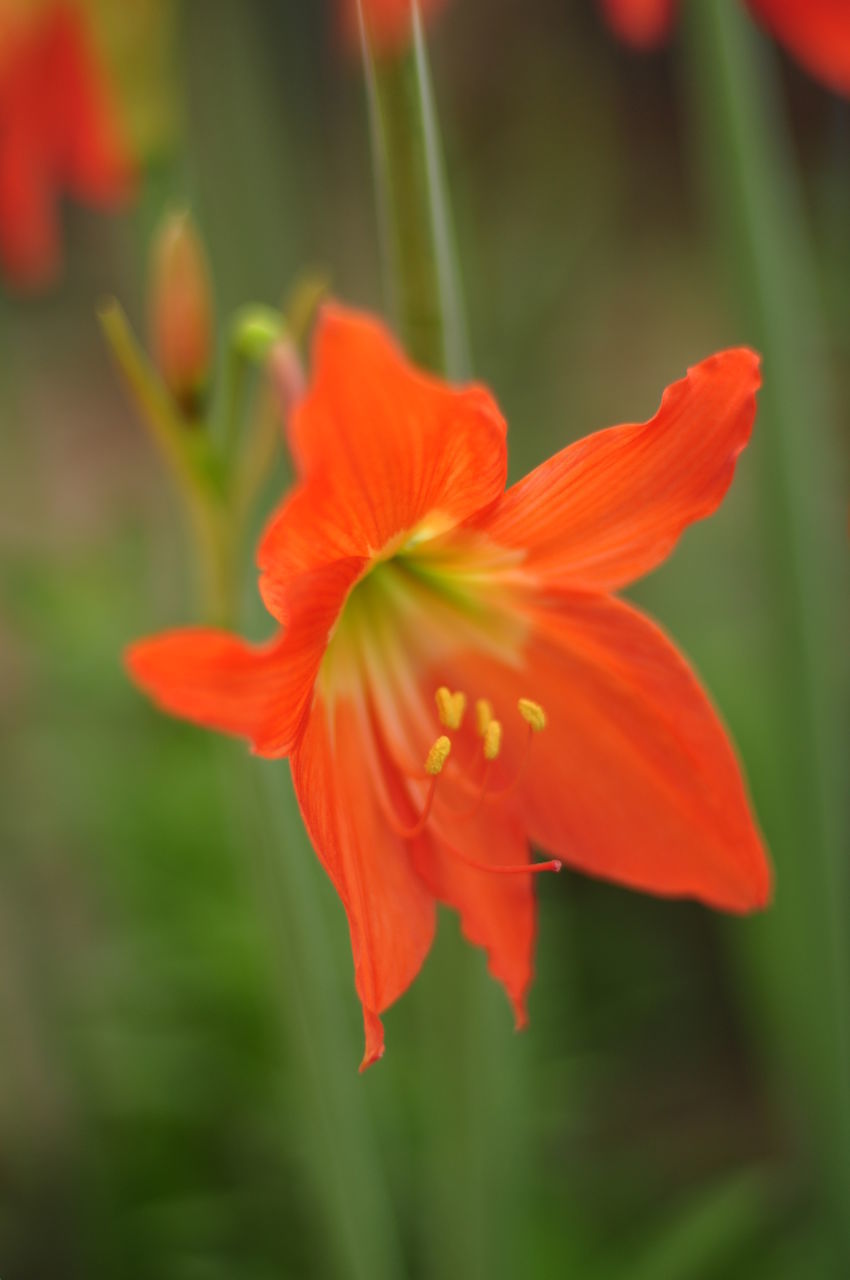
[361,663,537,1025]
[599,0,678,48]
[450,591,770,913]
[0,99,58,285]
[127,558,365,757]
[258,305,507,622]
[411,801,536,1027]
[41,2,134,203]
[0,30,59,286]
[476,348,760,593]
[292,693,437,1070]
[747,0,850,97]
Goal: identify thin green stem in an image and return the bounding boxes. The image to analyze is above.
[361,6,469,377]
[99,300,235,627]
[221,341,249,466]
[99,300,207,507]
[686,1,850,1259]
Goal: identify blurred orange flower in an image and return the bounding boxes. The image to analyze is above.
[0,0,134,287]
[601,0,850,95]
[339,0,449,56]
[128,305,770,1069]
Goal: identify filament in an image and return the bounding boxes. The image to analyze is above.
[439,832,561,877]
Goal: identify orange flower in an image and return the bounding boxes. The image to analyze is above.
[128,305,770,1069]
[0,0,134,287]
[600,0,850,96]
[339,0,449,57]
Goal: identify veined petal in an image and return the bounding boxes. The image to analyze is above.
[449,592,770,913]
[599,0,677,48]
[128,557,366,757]
[412,801,536,1028]
[259,305,507,621]
[292,693,437,1070]
[476,348,760,593]
[747,0,850,96]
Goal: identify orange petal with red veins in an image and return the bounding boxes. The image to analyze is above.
[747,0,850,96]
[599,0,677,48]
[451,592,770,913]
[128,557,366,757]
[292,695,437,1070]
[259,305,506,621]
[412,800,536,1028]
[477,348,760,593]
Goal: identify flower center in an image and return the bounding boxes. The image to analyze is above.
[319,524,529,704]
[319,525,556,877]
[378,685,560,877]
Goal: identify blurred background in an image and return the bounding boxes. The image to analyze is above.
[1,0,848,1276]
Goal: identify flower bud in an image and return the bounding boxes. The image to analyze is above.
[149,211,213,413]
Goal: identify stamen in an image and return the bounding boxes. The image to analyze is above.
[440,833,561,877]
[444,720,501,822]
[435,687,467,731]
[518,698,547,732]
[425,734,452,775]
[377,736,450,842]
[475,698,493,736]
[483,719,502,761]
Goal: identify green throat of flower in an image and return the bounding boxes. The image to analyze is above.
[318,526,529,705]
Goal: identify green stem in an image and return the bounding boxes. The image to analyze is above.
[99,300,236,627]
[362,9,469,377]
[686,1,850,1257]
[99,300,207,508]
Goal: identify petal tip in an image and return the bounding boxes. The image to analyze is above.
[123,635,157,687]
[511,995,530,1033]
[359,1007,386,1072]
[689,344,762,389]
[719,845,773,915]
[746,856,774,913]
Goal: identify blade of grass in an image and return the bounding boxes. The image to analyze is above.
[685,2,850,1260]
[616,1166,781,1280]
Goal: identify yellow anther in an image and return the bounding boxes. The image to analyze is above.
[475,698,493,735]
[483,719,502,761]
[517,698,547,732]
[435,686,466,730]
[425,735,452,776]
